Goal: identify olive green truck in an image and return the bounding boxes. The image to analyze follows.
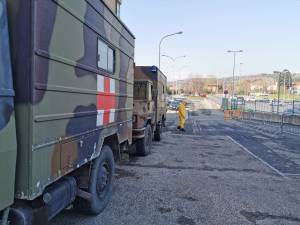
[132,66,167,156]
[0,0,139,224]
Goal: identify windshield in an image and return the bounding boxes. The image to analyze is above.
[134,82,148,100]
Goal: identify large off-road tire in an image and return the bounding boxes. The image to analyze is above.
[74,145,115,215]
[154,123,162,142]
[136,124,152,156]
[8,206,33,225]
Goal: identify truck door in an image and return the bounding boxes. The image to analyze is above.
[0,0,17,211]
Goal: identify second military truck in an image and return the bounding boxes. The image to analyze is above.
[132,66,167,156]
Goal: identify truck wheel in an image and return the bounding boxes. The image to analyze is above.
[74,145,115,215]
[154,123,162,142]
[8,206,33,225]
[136,124,152,156]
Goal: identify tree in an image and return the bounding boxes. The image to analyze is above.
[278,69,293,88]
[166,86,172,95]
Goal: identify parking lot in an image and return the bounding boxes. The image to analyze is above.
[51,99,300,225]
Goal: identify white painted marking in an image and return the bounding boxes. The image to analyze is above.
[96,109,104,126]
[283,173,300,176]
[192,120,197,135]
[97,75,104,92]
[169,133,201,138]
[109,109,115,123]
[110,78,115,93]
[226,135,286,178]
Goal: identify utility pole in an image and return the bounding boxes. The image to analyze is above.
[239,63,243,93]
[283,74,286,99]
[227,50,243,97]
[274,71,281,114]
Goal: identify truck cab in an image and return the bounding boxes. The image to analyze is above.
[132,81,155,155]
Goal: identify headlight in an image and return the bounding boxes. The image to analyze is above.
[132,115,137,123]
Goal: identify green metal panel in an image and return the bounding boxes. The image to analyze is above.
[0,0,17,211]
[8,0,135,200]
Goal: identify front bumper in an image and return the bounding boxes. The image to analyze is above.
[132,127,146,139]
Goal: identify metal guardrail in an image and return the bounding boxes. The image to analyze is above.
[240,112,300,136]
[209,95,300,115]
[243,100,300,115]
[209,95,300,136]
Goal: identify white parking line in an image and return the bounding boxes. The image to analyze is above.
[282,173,300,176]
[226,135,287,178]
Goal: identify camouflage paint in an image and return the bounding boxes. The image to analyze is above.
[0,0,17,211]
[132,81,155,138]
[133,66,167,131]
[7,0,134,200]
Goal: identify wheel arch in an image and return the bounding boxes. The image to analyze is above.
[103,133,120,161]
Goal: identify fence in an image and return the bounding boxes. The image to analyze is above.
[210,95,300,136]
[219,98,300,115]
[243,100,300,115]
[241,111,300,136]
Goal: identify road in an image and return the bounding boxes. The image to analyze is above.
[51,99,300,225]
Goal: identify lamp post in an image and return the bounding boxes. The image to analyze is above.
[158,31,183,69]
[162,55,186,62]
[238,63,243,93]
[177,65,189,95]
[274,71,281,113]
[227,50,243,97]
[162,55,187,95]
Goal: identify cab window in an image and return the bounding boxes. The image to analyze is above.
[134,82,147,100]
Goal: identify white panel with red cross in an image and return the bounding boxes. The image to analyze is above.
[96,75,116,126]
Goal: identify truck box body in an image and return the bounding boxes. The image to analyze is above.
[0,0,17,211]
[134,66,167,126]
[6,0,134,201]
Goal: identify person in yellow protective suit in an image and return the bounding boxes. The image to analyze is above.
[177,100,187,132]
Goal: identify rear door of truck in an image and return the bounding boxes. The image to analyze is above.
[0,0,17,211]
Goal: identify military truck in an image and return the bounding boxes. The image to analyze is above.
[0,0,134,224]
[132,66,167,156]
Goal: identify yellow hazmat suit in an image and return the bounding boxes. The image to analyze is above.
[178,101,186,129]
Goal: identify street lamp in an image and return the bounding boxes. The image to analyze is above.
[227,50,243,97]
[159,31,183,69]
[162,55,186,62]
[238,62,243,93]
[162,54,187,95]
[177,65,190,95]
[274,70,282,113]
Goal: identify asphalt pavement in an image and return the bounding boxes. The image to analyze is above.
[51,98,300,225]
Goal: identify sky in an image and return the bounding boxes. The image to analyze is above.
[121,0,300,81]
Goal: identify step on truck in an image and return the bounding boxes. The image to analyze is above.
[132,66,167,156]
[0,0,135,224]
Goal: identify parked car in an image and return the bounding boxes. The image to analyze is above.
[237,97,245,105]
[245,96,256,102]
[168,101,180,110]
[284,108,300,115]
[270,100,283,106]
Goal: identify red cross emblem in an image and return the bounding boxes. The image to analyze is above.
[97,75,116,126]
